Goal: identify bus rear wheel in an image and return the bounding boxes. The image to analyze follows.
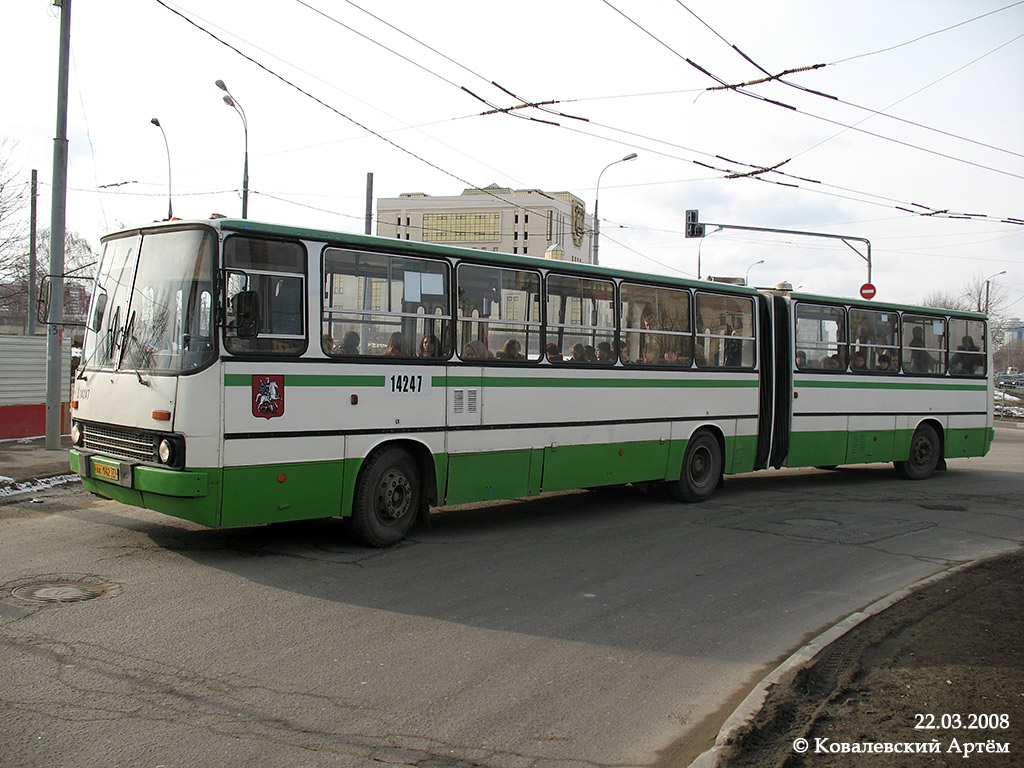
[895,424,940,480]
[350,447,420,547]
[668,431,722,503]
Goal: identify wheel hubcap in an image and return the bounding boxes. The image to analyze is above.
[690,447,711,485]
[912,438,932,466]
[376,469,412,521]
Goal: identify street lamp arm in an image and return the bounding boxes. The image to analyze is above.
[150,118,173,220]
[216,79,249,219]
[592,152,637,265]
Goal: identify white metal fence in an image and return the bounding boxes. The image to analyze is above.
[0,334,73,407]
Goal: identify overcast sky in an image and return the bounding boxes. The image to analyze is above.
[3,0,1022,311]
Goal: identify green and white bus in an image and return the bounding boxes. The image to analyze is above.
[68,218,994,546]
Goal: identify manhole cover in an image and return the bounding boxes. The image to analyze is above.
[12,581,106,604]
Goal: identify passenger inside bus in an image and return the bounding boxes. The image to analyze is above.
[419,334,440,358]
[908,326,937,373]
[495,338,525,360]
[615,339,630,364]
[340,331,360,355]
[462,339,487,359]
[385,332,408,357]
[951,336,981,374]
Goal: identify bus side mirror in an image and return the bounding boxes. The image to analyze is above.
[36,278,51,325]
[233,290,260,338]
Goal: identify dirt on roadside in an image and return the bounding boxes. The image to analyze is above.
[715,549,1024,767]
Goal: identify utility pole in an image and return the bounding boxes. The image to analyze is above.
[28,169,37,336]
[364,172,373,235]
[46,0,71,450]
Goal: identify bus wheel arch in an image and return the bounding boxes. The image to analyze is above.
[668,427,725,503]
[895,420,943,480]
[350,441,432,547]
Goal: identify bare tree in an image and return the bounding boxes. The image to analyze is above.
[921,273,1008,317]
[0,138,30,280]
[0,138,99,330]
[920,290,970,312]
[961,273,1008,317]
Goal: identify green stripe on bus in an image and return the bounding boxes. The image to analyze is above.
[227,372,756,389]
[794,379,987,392]
[437,376,758,389]
[225,373,385,387]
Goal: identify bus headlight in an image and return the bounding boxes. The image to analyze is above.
[71,422,83,447]
[154,434,185,469]
[158,438,174,465]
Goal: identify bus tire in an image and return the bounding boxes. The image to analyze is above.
[350,447,420,547]
[894,424,940,480]
[668,431,722,503]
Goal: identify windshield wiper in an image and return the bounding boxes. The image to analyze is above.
[118,311,151,387]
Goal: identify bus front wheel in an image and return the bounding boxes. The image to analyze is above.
[668,431,722,503]
[351,447,420,547]
[895,424,940,481]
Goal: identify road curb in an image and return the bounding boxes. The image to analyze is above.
[686,559,983,768]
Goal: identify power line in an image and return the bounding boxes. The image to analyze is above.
[605,0,1024,181]
[149,0,568,225]
[829,0,1024,64]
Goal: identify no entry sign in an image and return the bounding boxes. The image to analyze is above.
[860,283,876,300]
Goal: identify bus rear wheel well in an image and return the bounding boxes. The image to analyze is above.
[362,439,438,508]
[915,419,947,467]
[895,420,945,480]
[667,426,726,502]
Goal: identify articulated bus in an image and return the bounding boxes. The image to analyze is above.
[68,218,994,546]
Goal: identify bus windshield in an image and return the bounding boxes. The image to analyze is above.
[83,228,217,375]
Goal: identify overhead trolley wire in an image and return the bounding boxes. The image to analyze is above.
[150,0,574,226]
[604,0,1024,183]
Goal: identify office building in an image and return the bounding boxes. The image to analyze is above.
[376,184,594,263]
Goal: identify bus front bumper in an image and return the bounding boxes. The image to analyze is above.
[71,449,209,497]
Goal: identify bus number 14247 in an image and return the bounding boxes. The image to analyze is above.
[388,373,428,395]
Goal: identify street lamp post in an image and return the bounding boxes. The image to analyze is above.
[150,118,173,220]
[984,270,1006,314]
[744,259,765,286]
[216,79,249,219]
[592,152,637,265]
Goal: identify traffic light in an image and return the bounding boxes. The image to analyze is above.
[685,209,704,238]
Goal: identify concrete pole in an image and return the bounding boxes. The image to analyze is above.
[28,169,37,336]
[46,0,71,449]
[364,172,373,235]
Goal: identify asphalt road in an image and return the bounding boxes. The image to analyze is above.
[2,429,1022,768]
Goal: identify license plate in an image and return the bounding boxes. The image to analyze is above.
[92,461,120,482]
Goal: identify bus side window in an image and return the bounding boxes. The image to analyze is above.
[902,315,947,375]
[849,308,899,373]
[457,263,541,362]
[223,236,307,355]
[621,282,692,367]
[545,274,615,365]
[794,303,846,371]
[948,318,985,376]
[322,248,451,359]
[696,293,756,369]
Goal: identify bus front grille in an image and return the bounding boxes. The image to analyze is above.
[82,423,159,463]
